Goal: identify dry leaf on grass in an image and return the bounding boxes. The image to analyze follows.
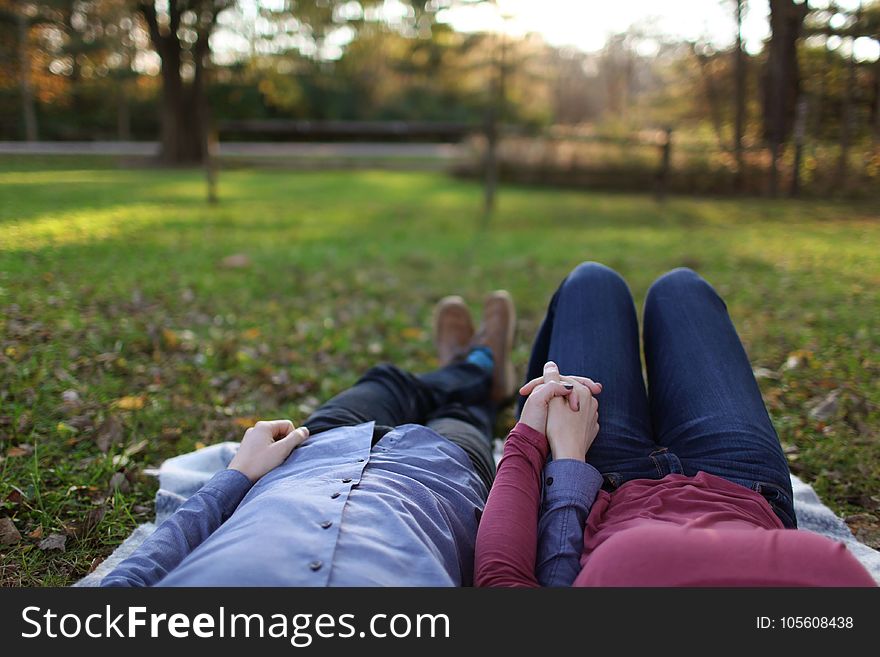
[96,416,124,453]
[6,444,34,458]
[809,389,841,422]
[108,472,130,494]
[38,533,67,552]
[113,395,146,411]
[0,517,21,545]
[220,253,251,269]
[64,505,106,539]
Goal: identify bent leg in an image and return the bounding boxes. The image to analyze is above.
[522,262,656,483]
[303,361,495,485]
[643,268,795,527]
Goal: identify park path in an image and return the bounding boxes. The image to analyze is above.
[0,141,465,170]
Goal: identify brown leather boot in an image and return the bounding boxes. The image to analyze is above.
[433,296,475,366]
[474,290,517,403]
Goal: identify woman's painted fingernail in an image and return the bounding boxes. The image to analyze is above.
[563,383,574,390]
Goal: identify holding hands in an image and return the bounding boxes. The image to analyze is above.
[519,361,601,462]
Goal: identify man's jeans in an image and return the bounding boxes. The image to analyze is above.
[304,361,496,491]
[521,262,796,528]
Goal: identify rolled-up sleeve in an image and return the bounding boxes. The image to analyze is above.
[536,459,603,587]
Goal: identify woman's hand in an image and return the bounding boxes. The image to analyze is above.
[519,361,602,397]
[545,383,599,461]
[520,381,578,435]
[228,419,309,483]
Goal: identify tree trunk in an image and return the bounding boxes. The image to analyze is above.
[734,0,746,192]
[140,1,210,165]
[790,97,807,197]
[874,54,880,144]
[158,51,204,164]
[693,46,725,150]
[763,0,808,196]
[117,81,131,141]
[837,3,862,188]
[811,39,831,140]
[16,7,38,142]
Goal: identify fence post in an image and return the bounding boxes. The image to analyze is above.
[656,127,673,200]
[205,126,218,205]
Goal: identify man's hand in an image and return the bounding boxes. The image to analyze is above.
[520,379,578,434]
[545,383,599,462]
[519,361,602,397]
[228,420,309,483]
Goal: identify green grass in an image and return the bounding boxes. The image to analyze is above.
[1,156,879,586]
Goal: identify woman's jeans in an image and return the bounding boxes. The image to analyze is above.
[521,263,797,528]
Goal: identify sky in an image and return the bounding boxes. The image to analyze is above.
[209,0,880,65]
[436,0,880,61]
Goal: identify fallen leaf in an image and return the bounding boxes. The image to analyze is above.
[113,395,145,411]
[6,444,34,458]
[161,328,180,349]
[233,417,257,429]
[38,533,66,552]
[194,441,207,450]
[401,327,425,340]
[16,413,32,433]
[0,517,21,545]
[124,439,148,457]
[753,367,780,380]
[28,526,43,539]
[56,421,77,435]
[242,327,261,340]
[65,505,106,539]
[67,415,94,431]
[5,487,23,506]
[87,557,104,574]
[782,349,812,371]
[108,472,130,494]
[161,427,183,441]
[96,416,124,453]
[809,389,841,422]
[220,253,251,269]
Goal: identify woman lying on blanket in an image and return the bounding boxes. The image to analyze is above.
[475,263,874,587]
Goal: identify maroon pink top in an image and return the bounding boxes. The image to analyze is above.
[475,423,875,587]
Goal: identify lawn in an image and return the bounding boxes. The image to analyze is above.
[1,157,878,586]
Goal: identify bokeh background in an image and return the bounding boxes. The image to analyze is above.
[1,0,879,585]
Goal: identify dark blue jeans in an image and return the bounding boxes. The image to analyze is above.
[304,362,496,491]
[520,263,796,528]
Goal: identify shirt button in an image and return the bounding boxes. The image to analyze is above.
[309,560,323,571]
[342,478,352,483]
[545,476,554,486]
[330,492,341,499]
[320,520,332,529]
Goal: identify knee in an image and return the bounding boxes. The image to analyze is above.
[563,261,628,295]
[362,363,407,384]
[646,268,716,308]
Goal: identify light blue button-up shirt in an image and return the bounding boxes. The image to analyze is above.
[101,422,488,586]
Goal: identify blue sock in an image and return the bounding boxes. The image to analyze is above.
[465,346,494,372]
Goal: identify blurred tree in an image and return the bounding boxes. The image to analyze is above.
[734,0,747,190]
[763,0,808,195]
[138,0,233,164]
[1,0,41,139]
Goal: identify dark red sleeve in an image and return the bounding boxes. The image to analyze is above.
[475,422,549,587]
